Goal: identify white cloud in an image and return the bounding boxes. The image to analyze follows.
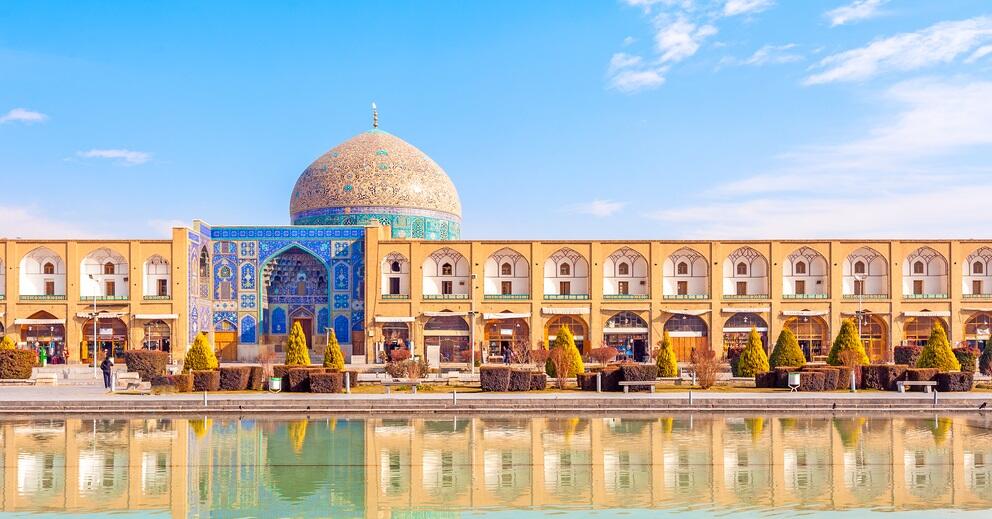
[966,44,992,63]
[77,148,152,165]
[607,53,668,92]
[654,15,718,63]
[805,16,992,84]
[723,0,774,17]
[645,78,992,238]
[0,108,48,124]
[825,0,888,27]
[567,199,626,218]
[723,43,802,66]
[623,0,693,13]
[0,205,95,239]
[623,36,637,46]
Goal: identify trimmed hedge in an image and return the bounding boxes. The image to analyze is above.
[576,373,598,391]
[601,366,623,392]
[173,373,193,392]
[833,365,859,390]
[754,371,777,388]
[774,367,800,388]
[150,375,174,389]
[803,367,840,390]
[480,366,511,392]
[935,371,973,392]
[0,350,36,379]
[530,372,547,391]
[508,370,533,391]
[192,370,220,392]
[953,347,979,373]
[894,345,922,366]
[619,364,658,390]
[905,368,939,391]
[310,372,344,393]
[861,364,907,391]
[343,370,359,389]
[798,371,827,391]
[247,366,265,391]
[219,366,251,391]
[124,350,169,381]
[287,368,317,392]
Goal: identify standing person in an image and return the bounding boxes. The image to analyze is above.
[100,354,114,390]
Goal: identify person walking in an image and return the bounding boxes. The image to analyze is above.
[100,354,114,391]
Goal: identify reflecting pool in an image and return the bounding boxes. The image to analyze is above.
[1,414,991,517]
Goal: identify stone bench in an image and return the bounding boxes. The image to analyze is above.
[383,380,422,394]
[897,380,937,393]
[33,373,58,386]
[619,381,657,393]
[114,373,149,392]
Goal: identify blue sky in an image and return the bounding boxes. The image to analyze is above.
[1,0,991,240]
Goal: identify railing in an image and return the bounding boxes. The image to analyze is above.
[663,294,709,300]
[963,293,992,299]
[143,295,171,300]
[723,294,769,300]
[782,293,829,299]
[544,294,591,300]
[380,294,410,300]
[603,294,650,300]
[842,294,889,300]
[484,294,530,300]
[903,293,948,299]
[20,295,67,301]
[424,294,470,300]
[80,295,129,301]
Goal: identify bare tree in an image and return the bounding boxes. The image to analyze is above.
[690,348,718,389]
[549,346,571,389]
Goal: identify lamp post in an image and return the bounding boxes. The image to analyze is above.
[854,273,866,342]
[89,274,99,379]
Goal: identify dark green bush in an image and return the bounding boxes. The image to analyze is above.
[576,372,598,391]
[124,350,170,381]
[754,371,777,388]
[953,347,979,373]
[287,368,316,392]
[894,346,922,366]
[0,350,36,379]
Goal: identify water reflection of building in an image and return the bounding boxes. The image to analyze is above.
[3,415,992,516]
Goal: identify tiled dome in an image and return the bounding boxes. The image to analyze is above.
[290,129,462,233]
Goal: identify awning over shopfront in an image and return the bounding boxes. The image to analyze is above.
[133,314,179,320]
[75,311,128,319]
[541,307,589,316]
[14,318,65,325]
[782,310,829,317]
[422,311,470,317]
[961,307,992,312]
[603,327,649,334]
[840,311,890,316]
[902,310,951,317]
[374,316,416,323]
[721,307,770,313]
[601,307,651,312]
[662,309,711,316]
[483,312,531,320]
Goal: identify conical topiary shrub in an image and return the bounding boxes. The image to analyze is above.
[545,325,584,378]
[735,327,770,377]
[285,321,311,366]
[827,318,869,366]
[769,328,806,368]
[322,328,345,371]
[916,322,960,371]
[655,330,679,377]
[0,335,16,350]
[183,332,219,372]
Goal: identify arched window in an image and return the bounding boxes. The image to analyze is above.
[795,261,806,275]
[618,262,629,276]
[677,262,688,275]
[441,263,453,276]
[198,247,209,277]
[854,261,866,275]
[390,261,401,272]
[560,263,571,276]
[975,261,984,275]
[501,262,512,276]
[913,261,924,274]
[103,262,115,275]
[736,262,747,276]
[43,262,55,275]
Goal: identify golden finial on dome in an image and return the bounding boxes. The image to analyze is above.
[372,102,378,129]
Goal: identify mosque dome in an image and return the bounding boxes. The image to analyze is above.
[289,122,462,240]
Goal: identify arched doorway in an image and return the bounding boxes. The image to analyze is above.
[82,317,128,361]
[663,314,709,361]
[215,320,238,361]
[964,313,992,351]
[20,311,66,363]
[424,314,471,363]
[903,315,947,347]
[484,317,529,362]
[857,313,888,363]
[382,322,410,360]
[261,246,329,349]
[141,320,172,353]
[603,311,649,361]
[784,315,829,361]
[290,308,314,353]
[545,315,587,352]
[723,313,768,353]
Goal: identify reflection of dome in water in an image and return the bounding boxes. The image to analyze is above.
[289,120,461,240]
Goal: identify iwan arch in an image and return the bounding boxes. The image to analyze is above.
[2,111,991,367]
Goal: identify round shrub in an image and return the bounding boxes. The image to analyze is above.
[827,319,869,366]
[916,322,960,371]
[769,329,806,368]
[735,328,769,377]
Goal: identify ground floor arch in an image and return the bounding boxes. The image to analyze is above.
[20,311,67,364]
[603,311,649,361]
[424,314,471,363]
[545,315,587,353]
[784,315,829,361]
[140,320,172,353]
[902,315,948,347]
[382,322,410,360]
[215,319,238,361]
[82,317,128,361]
[856,313,888,363]
[723,312,767,354]
[484,317,529,363]
[664,314,709,361]
[964,312,992,351]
